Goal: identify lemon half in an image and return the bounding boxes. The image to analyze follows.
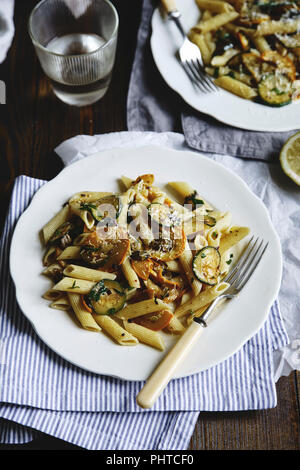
[280,131,300,186]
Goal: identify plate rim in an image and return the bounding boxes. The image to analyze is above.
[150,6,300,133]
[9,145,283,380]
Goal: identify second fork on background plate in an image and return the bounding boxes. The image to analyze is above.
[161,0,218,92]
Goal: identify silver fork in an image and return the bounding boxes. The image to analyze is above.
[161,0,218,93]
[194,236,269,328]
[137,235,268,409]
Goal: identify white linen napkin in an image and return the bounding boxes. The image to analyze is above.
[0,0,14,64]
[56,130,300,380]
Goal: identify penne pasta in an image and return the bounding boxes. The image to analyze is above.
[53,277,96,294]
[57,246,81,260]
[123,320,164,350]
[69,191,112,204]
[214,212,232,232]
[69,200,95,230]
[180,290,194,305]
[193,11,239,33]
[42,204,70,244]
[186,304,210,325]
[93,315,138,345]
[196,0,234,13]
[42,289,64,301]
[50,295,70,311]
[206,227,222,248]
[120,175,134,189]
[179,243,202,296]
[251,35,271,54]
[214,76,257,99]
[118,187,136,225]
[168,181,194,199]
[43,246,57,266]
[219,226,250,255]
[122,258,141,289]
[164,316,186,335]
[67,293,101,332]
[256,19,300,37]
[63,264,116,282]
[42,263,63,281]
[165,260,181,272]
[175,282,230,319]
[116,298,168,320]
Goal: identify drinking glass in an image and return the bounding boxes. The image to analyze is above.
[28,0,119,106]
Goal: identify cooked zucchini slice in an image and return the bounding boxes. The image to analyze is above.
[86,280,126,315]
[258,73,293,107]
[83,195,122,222]
[242,53,265,82]
[193,246,221,286]
[148,203,181,227]
[80,226,130,269]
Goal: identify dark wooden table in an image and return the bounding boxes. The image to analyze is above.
[0,0,299,451]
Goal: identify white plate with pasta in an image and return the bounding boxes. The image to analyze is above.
[151,0,300,132]
[10,146,282,380]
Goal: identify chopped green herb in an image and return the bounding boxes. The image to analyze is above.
[184,191,204,208]
[87,280,109,302]
[81,245,101,252]
[226,259,232,265]
[80,203,97,212]
[161,290,170,299]
[69,281,78,289]
[271,87,285,96]
[107,308,116,315]
[201,252,207,258]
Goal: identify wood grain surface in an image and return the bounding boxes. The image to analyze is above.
[0,0,299,451]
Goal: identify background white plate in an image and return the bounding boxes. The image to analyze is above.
[151,0,300,132]
[10,146,282,381]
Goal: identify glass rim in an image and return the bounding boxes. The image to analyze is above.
[28,0,119,58]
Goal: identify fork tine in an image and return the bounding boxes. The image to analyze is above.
[185,61,211,92]
[234,241,268,290]
[181,62,207,92]
[187,60,213,92]
[223,235,255,283]
[229,238,263,287]
[226,237,260,285]
[193,58,218,91]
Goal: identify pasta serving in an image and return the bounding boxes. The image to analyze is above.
[41,174,250,351]
[189,0,300,106]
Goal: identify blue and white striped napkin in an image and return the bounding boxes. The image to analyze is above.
[0,133,289,449]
